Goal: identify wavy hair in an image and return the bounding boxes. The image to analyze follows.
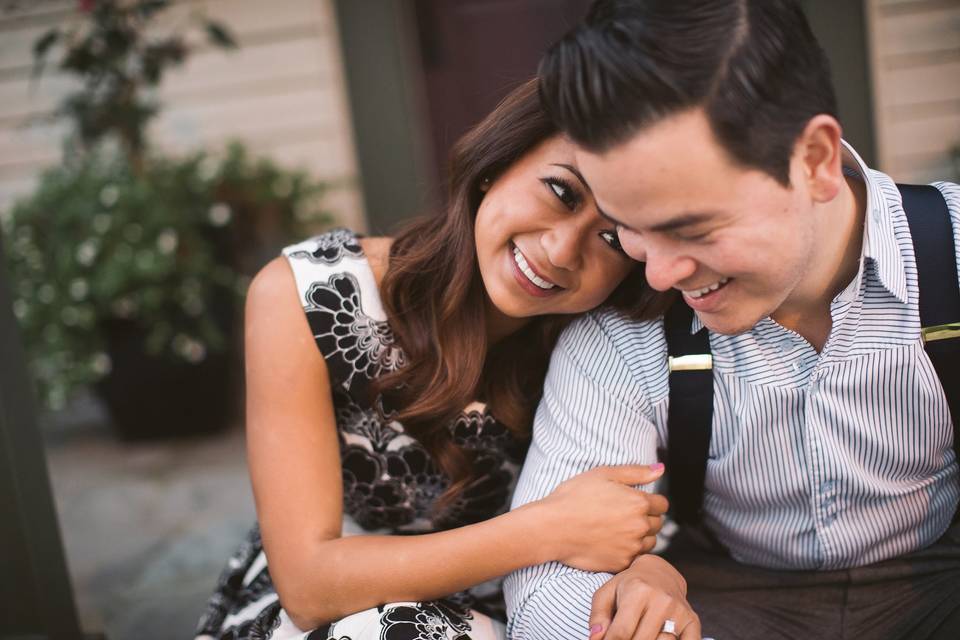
[375,78,672,517]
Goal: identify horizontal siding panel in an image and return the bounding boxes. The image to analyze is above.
[875,3,960,56]
[878,0,960,15]
[256,132,359,179]
[299,177,366,232]
[887,98,960,120]
[155,86,346,146]
[0,36,339,121]
[0,0,366,230]
[0,85,354,174]
[160,38,339,99]
[0,120,67,173]
[886,152,957,183]
[883,111,960,156]
[0,0,331,74]
[0,0,72,25]
[881,60,960,107]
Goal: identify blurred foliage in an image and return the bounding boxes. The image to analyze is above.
[1,0,337,411]
[2,144,331,410]
[32,0,237,169]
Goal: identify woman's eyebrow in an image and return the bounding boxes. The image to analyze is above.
[549,164,633,230]
[550,163,591,192]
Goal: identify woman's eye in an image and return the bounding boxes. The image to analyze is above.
[544,178,579,210]
[598,229,628,256]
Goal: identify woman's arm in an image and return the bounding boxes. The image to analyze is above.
[246,257,667,630]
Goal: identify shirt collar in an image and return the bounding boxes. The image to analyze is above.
[840,140,908,306]
[688,140,907,335]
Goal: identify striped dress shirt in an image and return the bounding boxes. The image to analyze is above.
[504,143,960,640]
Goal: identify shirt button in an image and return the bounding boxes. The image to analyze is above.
[872,208,881,222]
[821,480,835,492]
[792,362,801,373]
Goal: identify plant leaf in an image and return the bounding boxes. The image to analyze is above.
[31,28,61,78]
[138,0,170,19]
[205,21,237,49]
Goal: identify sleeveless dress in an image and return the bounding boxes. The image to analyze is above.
[194,229,527,640]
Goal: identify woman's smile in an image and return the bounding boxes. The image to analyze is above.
[510,242,563,297]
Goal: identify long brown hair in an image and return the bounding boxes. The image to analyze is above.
[375,78,672,514]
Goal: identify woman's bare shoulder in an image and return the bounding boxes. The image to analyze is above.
[358,236,394,286]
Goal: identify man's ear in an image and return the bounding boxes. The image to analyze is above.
[793,114,844,203]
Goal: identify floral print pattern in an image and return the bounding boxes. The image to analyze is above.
[287,228,364,265]
[304,273,405,391]
[196,230,520,640]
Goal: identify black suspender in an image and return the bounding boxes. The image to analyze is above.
[664,300,713,526]
[664,183,960,526]
[899,184,960,454]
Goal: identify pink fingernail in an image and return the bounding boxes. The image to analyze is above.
[650,463,665,472]
[590,623,603,635]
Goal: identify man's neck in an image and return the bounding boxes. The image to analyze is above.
[773,175,867,352]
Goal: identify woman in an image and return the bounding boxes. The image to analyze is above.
[195,79,672,640]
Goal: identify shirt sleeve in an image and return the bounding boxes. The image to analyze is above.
[504,313,663,640]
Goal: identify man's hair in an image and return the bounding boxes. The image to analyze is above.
[538,0,838,185]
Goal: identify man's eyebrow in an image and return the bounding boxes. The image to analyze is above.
[551,162,716,232]
[596,205,627,228]
[597,208,716,233]
[648,212,715,233]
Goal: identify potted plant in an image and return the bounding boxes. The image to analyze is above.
[1,0,333,438]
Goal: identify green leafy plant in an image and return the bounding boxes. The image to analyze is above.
[2,0,336,412]
[32,0,237,171]
[2,145,330,410]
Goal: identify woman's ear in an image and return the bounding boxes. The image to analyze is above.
[794,114,844,203]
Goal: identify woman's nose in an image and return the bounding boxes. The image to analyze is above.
[541,220,586,271]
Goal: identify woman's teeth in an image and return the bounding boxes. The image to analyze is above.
[684,277,729,299]
[513,246,557,290]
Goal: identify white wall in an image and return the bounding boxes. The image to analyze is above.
[0,0,366,231]
[867,0,960,183]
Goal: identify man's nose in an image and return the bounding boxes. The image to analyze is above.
[642,244,697,292]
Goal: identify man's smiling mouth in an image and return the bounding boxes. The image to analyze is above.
[682,277,730,299]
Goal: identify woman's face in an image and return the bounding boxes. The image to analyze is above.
[475,136,635,320]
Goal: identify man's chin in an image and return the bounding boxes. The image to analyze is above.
[695,310,762,336]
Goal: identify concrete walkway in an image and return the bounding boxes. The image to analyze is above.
[43,393,256,640]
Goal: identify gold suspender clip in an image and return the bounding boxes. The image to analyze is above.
[922,322,960,343]
[667,354,713,372]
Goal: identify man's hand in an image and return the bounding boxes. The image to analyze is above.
[589,555,700,640]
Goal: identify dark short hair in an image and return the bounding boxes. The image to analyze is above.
[538,0,838,185]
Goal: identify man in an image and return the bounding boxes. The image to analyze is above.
[504,1,960,639]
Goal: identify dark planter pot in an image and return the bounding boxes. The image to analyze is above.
[96,318,239,441]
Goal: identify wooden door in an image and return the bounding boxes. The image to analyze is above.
[413,0,593,190]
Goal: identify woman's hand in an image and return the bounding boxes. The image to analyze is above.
[590,555,700,640]
[537,464,669,573]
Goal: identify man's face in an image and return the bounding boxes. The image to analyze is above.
[575,108,818,335]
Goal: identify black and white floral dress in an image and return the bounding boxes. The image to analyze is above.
[195,229,526,640]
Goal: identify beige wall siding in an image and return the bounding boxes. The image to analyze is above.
[867,0,960,183]
[0,0,366,231]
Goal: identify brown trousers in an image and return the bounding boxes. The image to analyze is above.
[662,523,960,640]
